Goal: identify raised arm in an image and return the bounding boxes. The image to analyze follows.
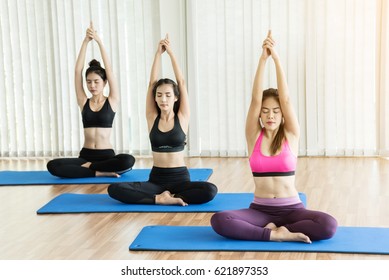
[146,39,164,125]
[267,34,300,139]
[245,31,272,154]
[89,22,120,112]
[164,34,190,123]
[74,28,92,109]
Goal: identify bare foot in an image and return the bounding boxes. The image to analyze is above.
[155,191,188,206]
[81,162,120,177]
[95,171,120,178]
[270,226,312,243]
[265,222,277,230]
[81,162,92,168]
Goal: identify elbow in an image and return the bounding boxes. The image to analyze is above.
[148,79,158,89]
[177,78,186,88]
[75,67,83,76]
[280,95,291,106]
[148,82,156,93]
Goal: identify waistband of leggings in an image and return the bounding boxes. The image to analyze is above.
[79,148,115,161]
[149,166,189,184]
[252,195,301,207]
[151,166,188,174]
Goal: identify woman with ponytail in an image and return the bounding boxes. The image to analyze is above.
[210,31,337,243]
[107,34,217,206]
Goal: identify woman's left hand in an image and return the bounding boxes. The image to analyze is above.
[264,31,279,61]
[162,33,173,55]
[87,21,102,44]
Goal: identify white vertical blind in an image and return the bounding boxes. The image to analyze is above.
[187,0,257,156]
[0,0,159,157]
[304,0,377,156]
[187,0,377,156]
[377,0,389,156]
[0,0,387,158]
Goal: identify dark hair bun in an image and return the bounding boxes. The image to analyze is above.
[85,59,107,81]
[89,59,102,68]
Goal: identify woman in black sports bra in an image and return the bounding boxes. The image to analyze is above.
[107,35,217,205]
[46,22,135,178]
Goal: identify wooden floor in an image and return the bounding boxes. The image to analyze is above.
[1,156,389,260]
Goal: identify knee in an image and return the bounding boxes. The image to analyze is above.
[119,154,136,166]
[324,215,338,239]
[204,183,218,202]
[46,161,54,172]
[126,154,136,167]
[107,183,115,197]
[186,182,218,204]
[210,212,229,235]
[210,212,222,233]
[107,183,123,198]
[319,214,338,240]
[46,160,58,175]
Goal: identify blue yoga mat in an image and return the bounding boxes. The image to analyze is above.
[0,168,212,186]
[129,225,389,254]
[36,192,307,214]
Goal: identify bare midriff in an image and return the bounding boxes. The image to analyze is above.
[253,175,298,199]
[152,151,186,168]
[83,127,113,149]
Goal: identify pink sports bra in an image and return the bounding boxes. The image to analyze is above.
[249,129,297,177]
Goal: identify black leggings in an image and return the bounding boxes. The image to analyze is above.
[107,166,218,204]
[47,148,135,178]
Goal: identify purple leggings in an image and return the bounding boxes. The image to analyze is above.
[211,202,337,241]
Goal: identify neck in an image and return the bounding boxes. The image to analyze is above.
[263,127,280,140]
[90,95,105,103]
[159,110,175,121]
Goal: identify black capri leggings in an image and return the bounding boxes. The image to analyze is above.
[47,148,135,178]
[107,166,218,205]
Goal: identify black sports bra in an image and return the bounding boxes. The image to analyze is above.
[149,114,186,152]
[81,99,115,128]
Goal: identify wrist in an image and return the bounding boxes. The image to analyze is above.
[84,38,92,45]
[259,56,268,63]
[272,56,281,63]
[167,51,174,58]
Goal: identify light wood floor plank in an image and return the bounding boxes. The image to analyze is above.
[1,156,389,260]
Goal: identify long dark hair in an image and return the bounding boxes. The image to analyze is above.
[152,78,180,114]
[85,59,107,81]
[262,88,285,155]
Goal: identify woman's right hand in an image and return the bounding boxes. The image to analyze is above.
[157,34,172,55]
[157,38,166,55]
[84,21,97,43]
[162,34,172,55]
[260,30,274,60]
[84,29,93,43]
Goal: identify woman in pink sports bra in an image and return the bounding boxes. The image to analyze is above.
[211,31,337,243]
